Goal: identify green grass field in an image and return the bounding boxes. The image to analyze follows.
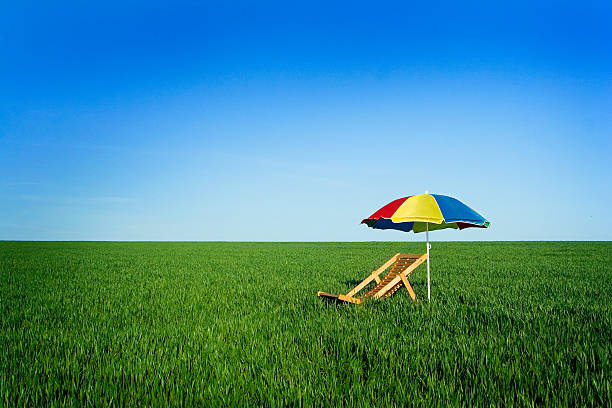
[1,241,610,406]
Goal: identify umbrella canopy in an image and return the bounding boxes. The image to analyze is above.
[361,193,489,302]
[361,194,489,233]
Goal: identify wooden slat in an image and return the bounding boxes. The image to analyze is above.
[346,253,400,297]
[364,271,398,297]
[371,275,403,299]
[382,282,402,298]
[392,260,416,266]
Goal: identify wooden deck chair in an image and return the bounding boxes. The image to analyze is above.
[317,253,428,304]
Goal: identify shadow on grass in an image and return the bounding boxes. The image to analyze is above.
[343,279,364,287]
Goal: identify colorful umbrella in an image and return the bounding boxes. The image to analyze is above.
[361,192,490,301]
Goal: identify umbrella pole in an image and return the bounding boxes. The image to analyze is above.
[426,222,430,302]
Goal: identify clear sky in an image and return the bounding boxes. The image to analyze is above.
[1,1,611,241]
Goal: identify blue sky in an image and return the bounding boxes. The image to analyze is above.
[1,1,611,241]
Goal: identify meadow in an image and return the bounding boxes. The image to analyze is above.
[1,241,610,407]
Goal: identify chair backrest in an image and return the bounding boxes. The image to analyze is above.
[364,254,422,298]
[388,254,421,275]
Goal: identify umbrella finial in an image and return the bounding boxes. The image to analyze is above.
[425,190,429,194]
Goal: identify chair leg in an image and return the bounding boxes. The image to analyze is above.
[399,273,417,302]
